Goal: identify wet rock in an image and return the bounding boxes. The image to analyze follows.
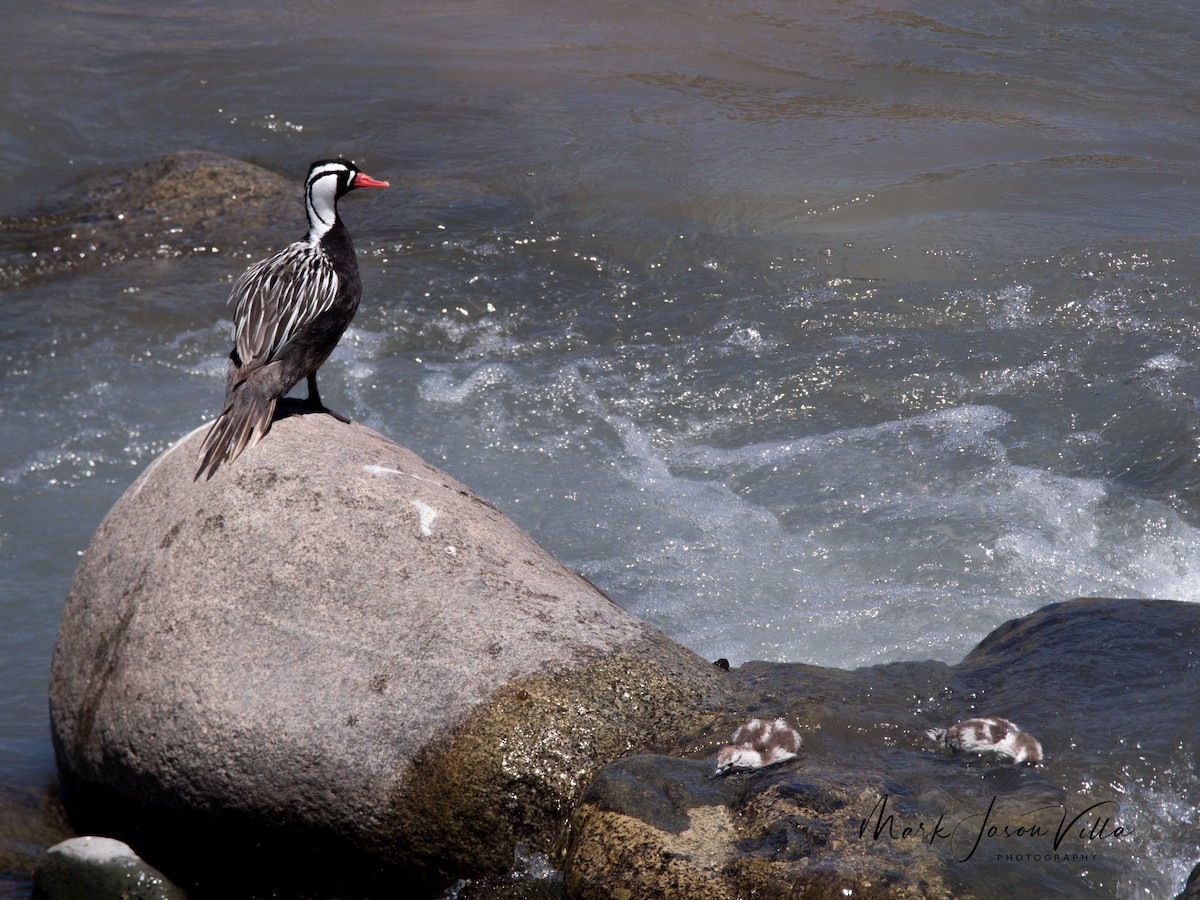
[33,836,185,900]
[566,740,954,898]
[49,413,728,896]
[565,598,1200,899]
[441,843,565,900]
[1177,862,1200,900]
[0,150,294,284]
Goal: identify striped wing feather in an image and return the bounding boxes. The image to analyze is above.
[231,242,340,366]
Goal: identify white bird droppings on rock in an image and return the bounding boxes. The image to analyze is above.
[411,500,438,537]
[363,464,442,486]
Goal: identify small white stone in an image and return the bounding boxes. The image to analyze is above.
[48,835,137,864]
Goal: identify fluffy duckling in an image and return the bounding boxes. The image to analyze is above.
[926,716,1043,765]
[713,717,803,776]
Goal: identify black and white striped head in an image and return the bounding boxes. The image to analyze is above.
[304,158,389,242]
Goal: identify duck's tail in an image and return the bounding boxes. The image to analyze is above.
[196,378,278,480]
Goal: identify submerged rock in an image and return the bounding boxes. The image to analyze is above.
[0,150,294,285]
[49,413,728,896]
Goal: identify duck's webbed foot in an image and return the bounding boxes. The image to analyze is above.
[305,374,351,423]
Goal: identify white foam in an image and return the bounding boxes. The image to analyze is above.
[1143,352,1188,373]
[989,283,1039,327]
[570,400,1200,667]
[675,404,1014,474]
[419,363,515,404]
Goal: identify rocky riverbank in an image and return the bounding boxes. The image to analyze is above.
[45,410,1200,898]
[567,596,1200,899]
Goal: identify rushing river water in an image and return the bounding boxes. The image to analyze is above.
[3,1,1200,896]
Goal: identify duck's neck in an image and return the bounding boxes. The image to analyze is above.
[305,182,340,245]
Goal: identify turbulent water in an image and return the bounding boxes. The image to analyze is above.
[3,1,1200,896]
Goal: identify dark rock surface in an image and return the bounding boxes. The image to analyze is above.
[565,598,1200,899]
[49,413,728,896]
[567,753,955,899]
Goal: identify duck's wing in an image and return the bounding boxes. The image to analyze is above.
[231,242,340,367]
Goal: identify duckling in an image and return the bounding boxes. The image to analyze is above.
[926,716,1043,765]
[713,717,803,776]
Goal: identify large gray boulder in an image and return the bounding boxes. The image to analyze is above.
[50,412,728,895]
